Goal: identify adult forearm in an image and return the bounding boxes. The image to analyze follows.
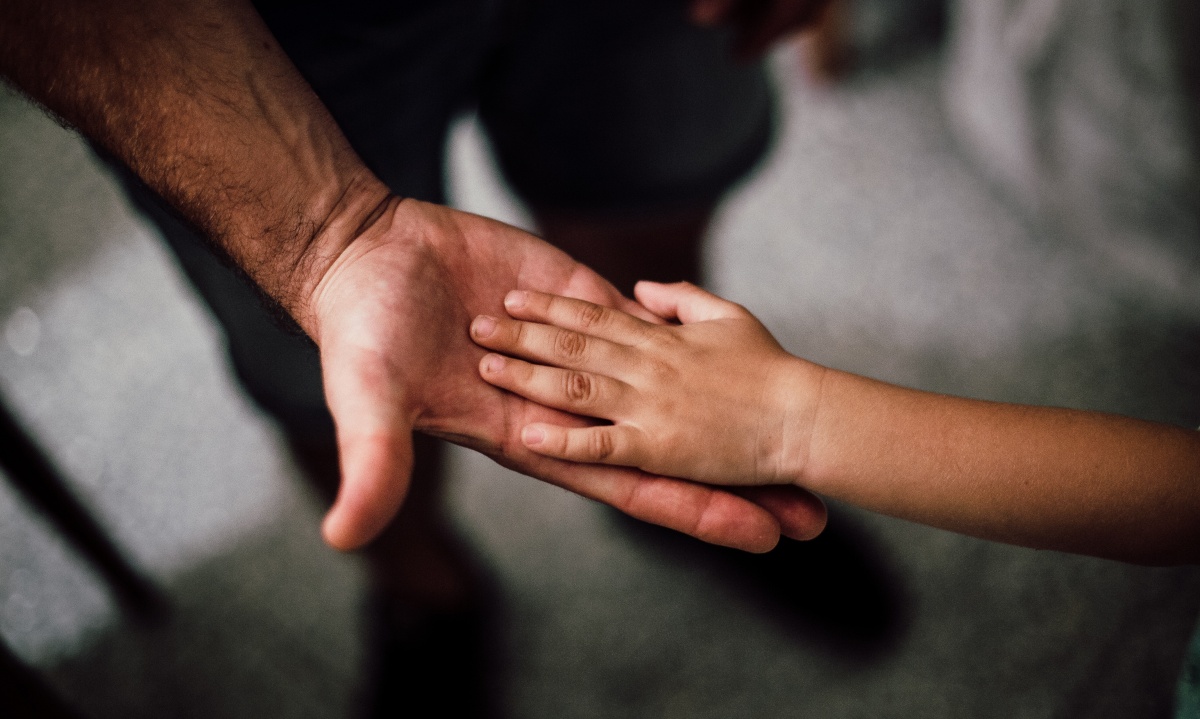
[799,368,1200,564]
[0,0,389,332]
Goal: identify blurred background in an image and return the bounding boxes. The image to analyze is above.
[3,0,1200,716]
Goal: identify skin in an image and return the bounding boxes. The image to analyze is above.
[472,281,1200,565]
[0,0,829,553]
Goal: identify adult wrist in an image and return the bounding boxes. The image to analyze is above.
[276,171,396,339]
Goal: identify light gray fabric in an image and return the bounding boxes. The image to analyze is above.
[943,0,1200,308]
[945,7,1200,713]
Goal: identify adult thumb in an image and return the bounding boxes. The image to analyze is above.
[318,345,416,551]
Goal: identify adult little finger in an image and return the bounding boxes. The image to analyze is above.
[521,422,645,468]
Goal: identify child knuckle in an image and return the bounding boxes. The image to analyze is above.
[513,321,531,348]
[576,302,608,330]
[643,357,675,382]
[588,430,616,461]
[644,328,677,352]
[554,329,588,362]
[563,370,596,403]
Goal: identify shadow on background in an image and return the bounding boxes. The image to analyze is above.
[42,523,368,719]
[616,502,909,665]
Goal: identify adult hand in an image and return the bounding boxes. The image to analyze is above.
[690,0,832,59]
[308,198,828,552]
[0,0,825,555]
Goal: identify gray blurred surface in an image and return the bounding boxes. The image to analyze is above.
[3,9,1200,718]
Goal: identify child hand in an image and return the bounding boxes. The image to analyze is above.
[469,281,826,487]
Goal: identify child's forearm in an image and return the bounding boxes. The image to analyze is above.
[791,364,1200,564]
[467,283,1199,563]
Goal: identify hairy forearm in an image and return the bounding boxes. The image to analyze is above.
[0,0,390,332]
[795,366,1200,564]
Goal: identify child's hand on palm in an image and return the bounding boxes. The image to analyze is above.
[470,281,826,488]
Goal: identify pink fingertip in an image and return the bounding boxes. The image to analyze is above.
[522,426,546,446]
[471,315,497,339]
[482,354,505,373]
[505,290,528,310]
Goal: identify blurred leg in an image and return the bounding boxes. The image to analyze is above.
[480,1,904,657]
[533,206,712,297]
[0,639,81,719]
[481,0,773,298]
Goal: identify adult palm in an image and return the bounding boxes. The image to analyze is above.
[309,199,827,551]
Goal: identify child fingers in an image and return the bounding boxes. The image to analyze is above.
[472,313,630,373]
[479,353,627,417]
[503,290,651,345]
[633,281,749,324]
[520,423,642,467]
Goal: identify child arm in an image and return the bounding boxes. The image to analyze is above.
[471,281,1200,564]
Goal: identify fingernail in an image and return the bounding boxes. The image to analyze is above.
[522,426,546,446]
[483,354,505,373]
[505,290,528,310]
[472,315,497,338]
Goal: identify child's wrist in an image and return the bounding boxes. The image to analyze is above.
[766,355,828,487]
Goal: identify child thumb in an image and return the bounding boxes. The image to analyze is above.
[634,280,746,324]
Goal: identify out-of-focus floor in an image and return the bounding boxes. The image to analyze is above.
[3,23,1200,719]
